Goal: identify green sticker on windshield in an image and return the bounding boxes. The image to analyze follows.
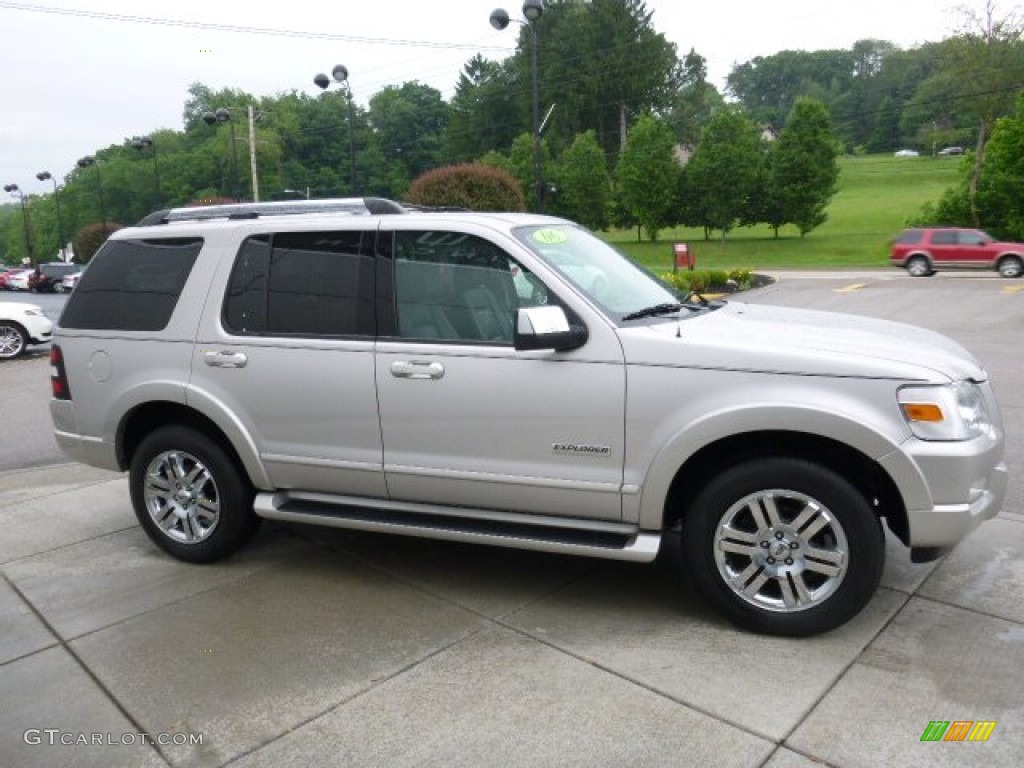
[533,228,568,244]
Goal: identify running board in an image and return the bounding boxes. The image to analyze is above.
[254,491,661,562]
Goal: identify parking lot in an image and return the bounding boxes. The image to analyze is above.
[1,271,1022,767]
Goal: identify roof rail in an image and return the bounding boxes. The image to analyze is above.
[135,197,407,226]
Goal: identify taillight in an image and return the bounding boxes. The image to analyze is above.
[50,345,71,400]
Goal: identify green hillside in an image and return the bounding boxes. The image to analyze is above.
[611,154,961,272]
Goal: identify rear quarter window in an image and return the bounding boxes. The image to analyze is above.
[59,238,203,331]
[894,229,923,245]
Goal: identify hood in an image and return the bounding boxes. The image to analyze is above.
[618,302,986,382]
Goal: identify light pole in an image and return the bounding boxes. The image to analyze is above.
[131,136,162,209]
[490,0,545,212]
[3,183,34,264]
[202,108,241,201]
[314,65,358,196]
[76,156,107,231]
[35,171,67,261]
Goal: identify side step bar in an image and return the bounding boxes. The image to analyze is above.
[254,491,661,563]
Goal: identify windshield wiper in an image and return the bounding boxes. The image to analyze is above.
[621,302,685,321]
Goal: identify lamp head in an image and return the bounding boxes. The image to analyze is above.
[523,0,543,21]
[489,8,510,30]
[331,64,349,83]
[36,171,52,182]
[313,73,330,90]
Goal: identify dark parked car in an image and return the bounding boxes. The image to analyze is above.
[29,262,79,293]
[890,228,1024,277]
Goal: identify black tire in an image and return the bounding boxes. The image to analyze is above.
[129,426,259,563]
[0,322,27,359]
[997,256,1022,278]
[681,458,884,636]
[52,282,65,293]
[906,256,931,277]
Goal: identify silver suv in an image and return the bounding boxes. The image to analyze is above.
[50,199,1007,636]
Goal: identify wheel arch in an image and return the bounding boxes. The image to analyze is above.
[118,401,266,489]
[661,430,909,546]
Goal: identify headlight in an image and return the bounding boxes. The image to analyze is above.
[898,381,992,441]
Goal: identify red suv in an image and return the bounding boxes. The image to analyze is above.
[890,228,1024,278]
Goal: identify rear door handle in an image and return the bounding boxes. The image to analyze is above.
[390,360,445,380]
[204,351,248,368]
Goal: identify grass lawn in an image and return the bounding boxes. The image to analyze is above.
[608,154,961,273]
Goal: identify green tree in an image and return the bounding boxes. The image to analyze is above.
[491,0,681,164]
[550,131,611,230]
[770,98,841,236]
[446,55,520,162]
[685,108,763,238]
[367,82,449,197]
[976,95,1024,239]
[668,49,724,148]
[615,115,680,240]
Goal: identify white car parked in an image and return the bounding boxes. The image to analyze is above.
[0,302,54,359]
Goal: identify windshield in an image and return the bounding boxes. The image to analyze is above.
[512,224,681,321]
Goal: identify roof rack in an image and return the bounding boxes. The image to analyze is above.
[136,197,407,226]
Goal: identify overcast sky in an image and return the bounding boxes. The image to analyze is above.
[1,0,968,195]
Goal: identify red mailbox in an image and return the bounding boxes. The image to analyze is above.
[673,242,694,271]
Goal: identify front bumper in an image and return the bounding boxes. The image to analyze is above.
[883,425,1007,550]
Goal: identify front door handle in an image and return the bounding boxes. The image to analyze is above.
[204,350,248,368]
[390,360,445,380]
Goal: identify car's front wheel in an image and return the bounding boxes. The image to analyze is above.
[0,322,27,359]
[129,426,259,563]
[906,256,931,277]
[682,458,884,636]
[997,256,1022,278]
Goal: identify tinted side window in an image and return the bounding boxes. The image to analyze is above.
[931,230,957,245]
[223,230,375,337]
[958,231,987,246]
[895,229,923,245]
[60,238,202,331]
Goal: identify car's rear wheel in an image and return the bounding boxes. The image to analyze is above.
[682,458,884,636]
[0,322,27,359]
[129,426,259,563]
[906,256,931,277]
[52,282,65,293]
[997,256,1022,278]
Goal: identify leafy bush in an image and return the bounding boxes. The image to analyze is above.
[406,164,526,212]
[73,221,123,263]
[660,268,752,293]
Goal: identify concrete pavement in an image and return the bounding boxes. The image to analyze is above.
[2,460,1022,768]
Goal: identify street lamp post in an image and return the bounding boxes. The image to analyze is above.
[314,65,358,196]
[131,136,163,209]
[76,156,107,231]
[3,183,34,264]
[35,171,67,261]
[202,108,241,201]
[490,0,545,212]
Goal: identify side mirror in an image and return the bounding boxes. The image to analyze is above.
[514,306,587,352]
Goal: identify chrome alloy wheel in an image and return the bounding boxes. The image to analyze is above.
[0,324,26,358]
[714,490,848,612]
[143,450,221,544]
